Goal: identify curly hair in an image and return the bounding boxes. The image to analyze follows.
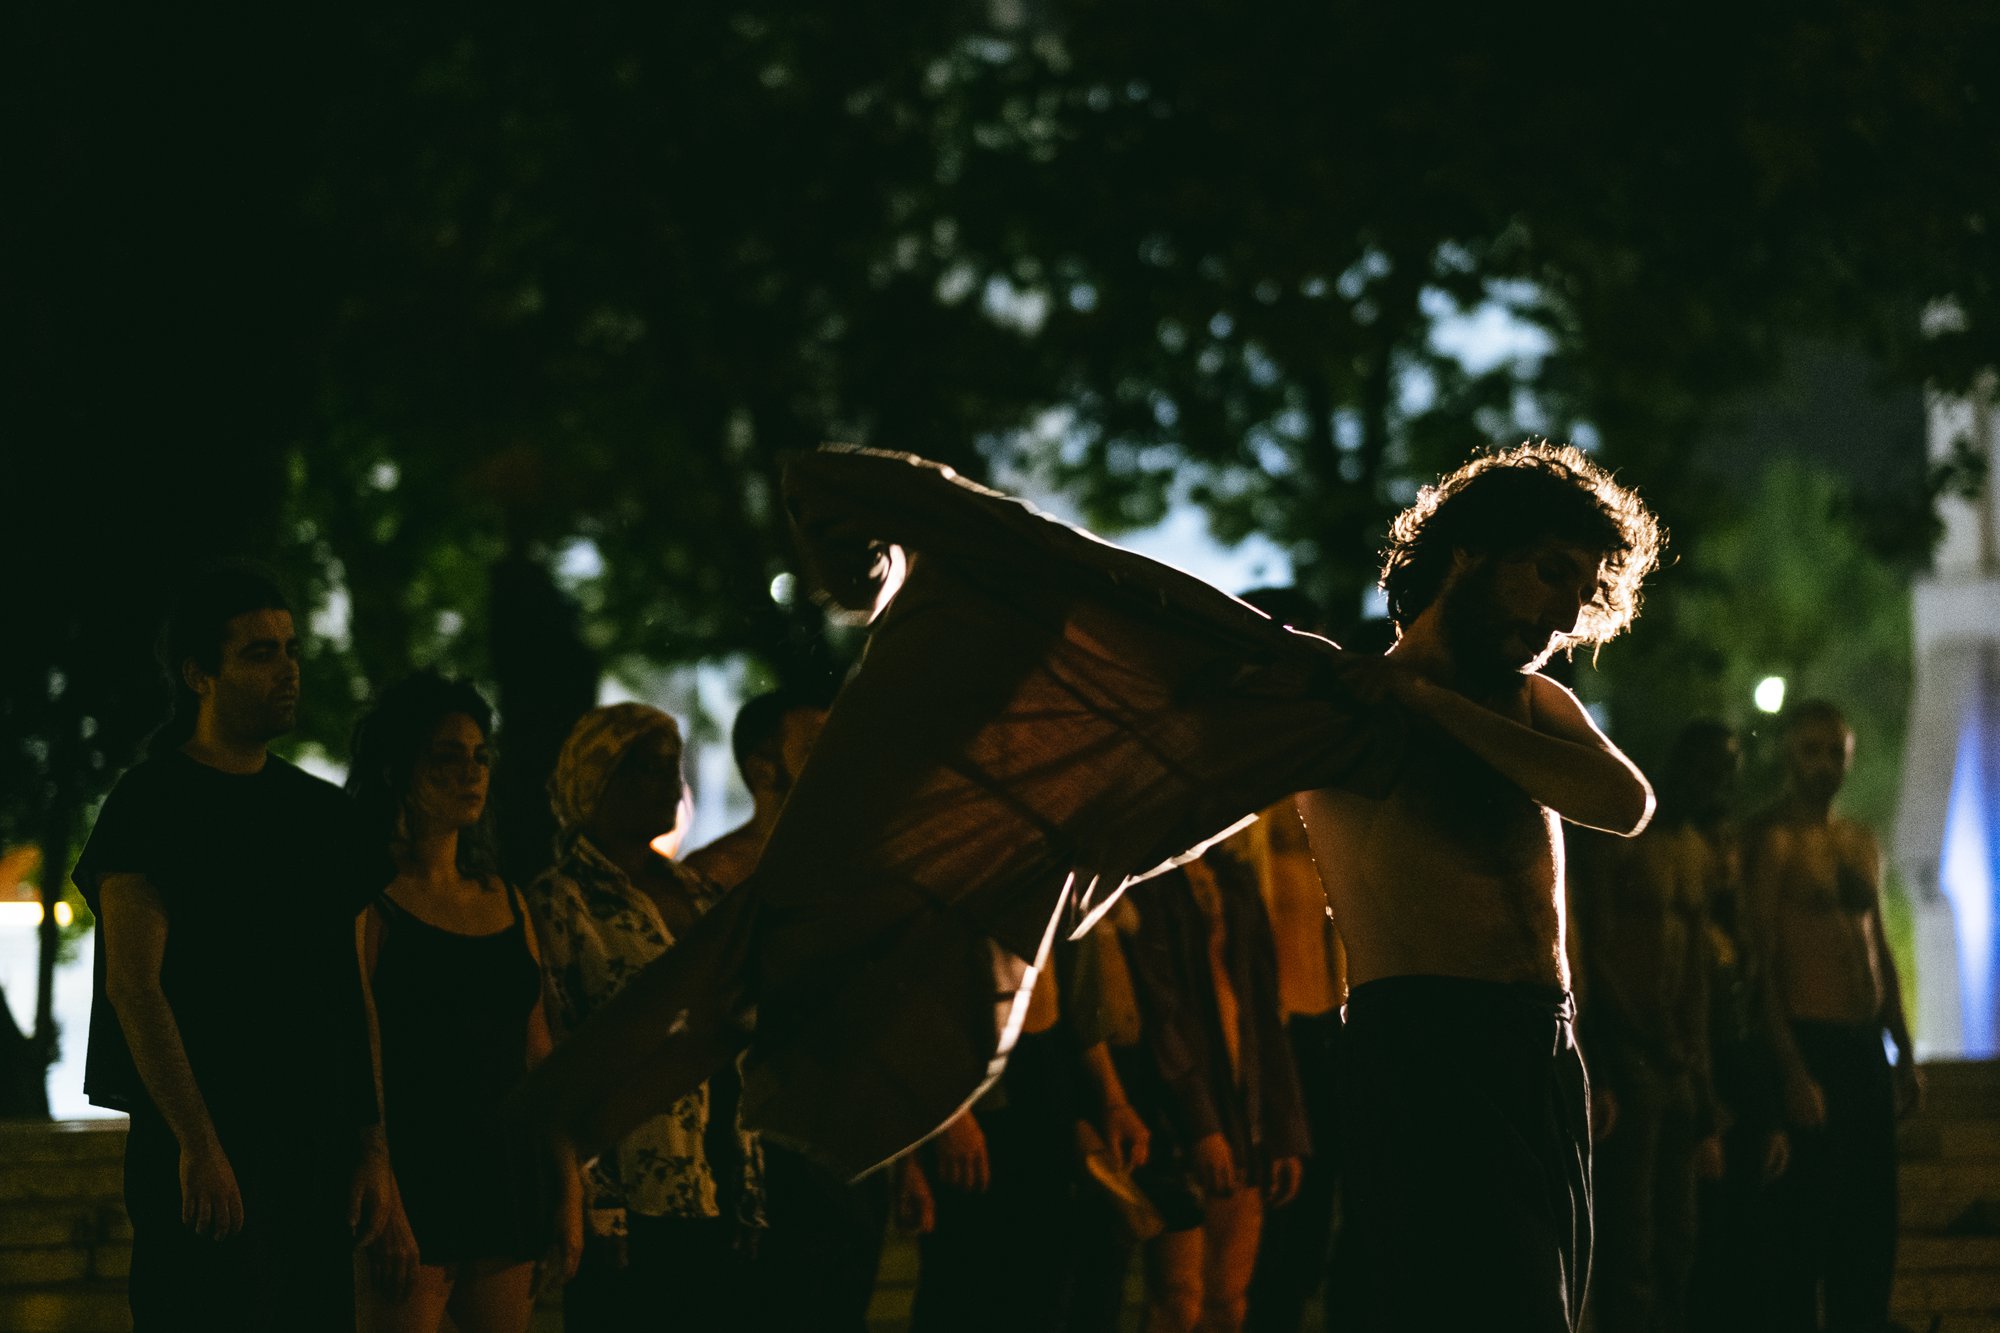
[1379,441,1664,650]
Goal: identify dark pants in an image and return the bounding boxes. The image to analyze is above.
[124,1109,356,1333]
[1766,1021,1897,1333]
[1590,1054,1701,1333]
[1246,1009,1342,1333]
[1689,1107,1781,1333]
[1333,977,1593,1333]
[913,1031,1084,1332]
[753,1144,891,1333]
[562,1213,743,1333]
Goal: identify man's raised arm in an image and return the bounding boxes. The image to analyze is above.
[1391,670,1654,835]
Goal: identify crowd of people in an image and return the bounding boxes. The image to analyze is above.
[69,444,1922,1333]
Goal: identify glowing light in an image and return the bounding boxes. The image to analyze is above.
[1754,676,1788,714]
[0,900,75,928]
[769,572,797,606]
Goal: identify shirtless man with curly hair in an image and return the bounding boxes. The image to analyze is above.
[1297,443,1664,1332]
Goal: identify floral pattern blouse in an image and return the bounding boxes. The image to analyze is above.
[527,837,762,1240]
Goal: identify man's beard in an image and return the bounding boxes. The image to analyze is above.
[1439,563,1542,692]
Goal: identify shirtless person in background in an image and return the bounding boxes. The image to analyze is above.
[1296,444,1663,1332]
[1750,701,1917,1333]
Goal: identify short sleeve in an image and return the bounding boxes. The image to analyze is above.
[71,767,168,914]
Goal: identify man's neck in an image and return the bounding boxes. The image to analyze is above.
[1783,788,1837,826]
[180,725,269,775]
[1388,618,1512,698]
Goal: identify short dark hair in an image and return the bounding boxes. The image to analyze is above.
[1781,698,1849,738]
[730,687,828,781]
[1379,442,1664,650]
[347,671,499,882]
[148,564,292,755]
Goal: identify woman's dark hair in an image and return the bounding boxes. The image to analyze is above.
[1379,441,1664,652]
[346,671,500,882]
[148,564,292,755]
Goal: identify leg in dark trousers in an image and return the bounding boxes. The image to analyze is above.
[563,1213,743,1333]
[910,1103,1082,1333]
[1768,1021,1897,1333]
[1332,978,1592,1333]
[755,1143,891,1333]
[125,1111,356,1333]
[1246,1010,1341,1333]
[1689,1110,1778,1333]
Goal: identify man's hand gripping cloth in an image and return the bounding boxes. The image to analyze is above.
[513,447,1404,1181]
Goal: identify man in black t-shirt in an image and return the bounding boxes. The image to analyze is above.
[73,568,393,1332]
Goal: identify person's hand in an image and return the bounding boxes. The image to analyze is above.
[1103,1103,1151,1173]
[1784,1071,1827,1129]
[179,1137,244,1240]
[1591,1087,1619,1144]
[1762,1130,1791,1183]
[348,1139,398,1247]
[1264,1155,1303,1208]
[366,1195,421,1302]
[1336,652,1422,710]
[1895,1058,1925,1120]
[894,1158,936,1235]
[1695,1134,1725,1181]
[935,1112,991,1193]
[1191,1132,1241,1198]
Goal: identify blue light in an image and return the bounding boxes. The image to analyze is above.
[1939,694,1999,1057]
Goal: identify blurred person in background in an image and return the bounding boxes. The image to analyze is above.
[688,687,889,1333]
[1572,720,1733,1333]
[1750,701,1918,1333]
[1677,721,1792,1333]
[1122,847,1309,1333]
[526,703,762,1333]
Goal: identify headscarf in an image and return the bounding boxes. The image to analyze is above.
[548,703,684,853]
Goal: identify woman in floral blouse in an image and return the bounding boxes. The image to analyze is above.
[526,703,761,1332]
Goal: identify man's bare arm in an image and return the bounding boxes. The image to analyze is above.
[1394,671,1654,834]
[100,874,243,1237]
[1855,827,1916,1061]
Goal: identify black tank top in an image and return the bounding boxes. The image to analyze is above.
[372,885,546,1262]
[374,886,542,1128]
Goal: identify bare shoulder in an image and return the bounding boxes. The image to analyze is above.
[683,828,759,889]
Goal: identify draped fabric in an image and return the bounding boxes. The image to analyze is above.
[518,446,1406,1180]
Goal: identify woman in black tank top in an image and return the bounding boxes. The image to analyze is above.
[347,674,581,1333]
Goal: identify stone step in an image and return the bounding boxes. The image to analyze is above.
[1905,1160,2000,1203]
[1906,1192,2000,1233]
[0,1122,127,1167]
[0,1281,130,1333]
[0,1201,106,1248]
[0,1161,123,1205]
[1893,1266,2000,1315]
[1904,1120,2000,1162]
[1902,1234,2000,1271]
[1889,1317,2000,1333]
[0,1244,90,1287]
